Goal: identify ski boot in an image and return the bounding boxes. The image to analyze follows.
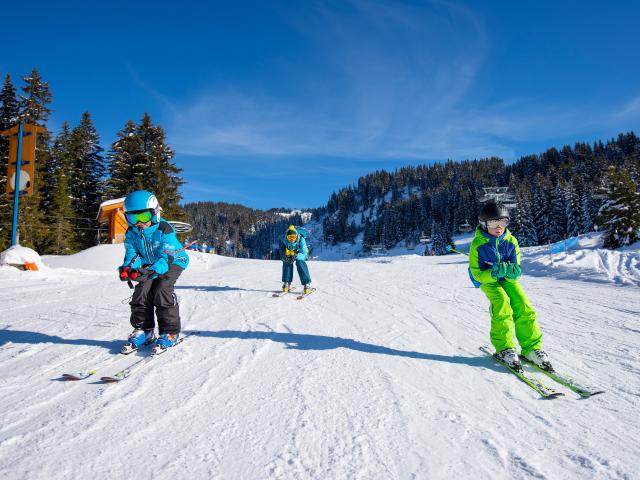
[497,348,522,371]
[282,283,291,293]
[152,333,180,355]
[303,284,313,295]
[525,349,554,372]
[122,329,156,354]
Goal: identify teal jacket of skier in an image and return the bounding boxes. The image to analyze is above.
[468,226,520,287]
[122,220,189,274]
[280,225,312,286]
[280,227,310,261]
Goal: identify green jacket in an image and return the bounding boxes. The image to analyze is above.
[468,226,520,287]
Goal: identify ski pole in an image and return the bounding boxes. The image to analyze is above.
[163,240,199,255]
[445,245,493,265]
[446,245,469,256]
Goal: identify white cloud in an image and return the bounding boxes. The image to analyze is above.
[160,1,639,162]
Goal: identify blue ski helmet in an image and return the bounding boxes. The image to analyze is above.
[124,190,161,224]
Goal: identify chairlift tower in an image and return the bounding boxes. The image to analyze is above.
[371,244,384,256]
[459,221,473,233]
[481,187,516,209]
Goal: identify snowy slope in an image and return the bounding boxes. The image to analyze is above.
[0,244,639,479]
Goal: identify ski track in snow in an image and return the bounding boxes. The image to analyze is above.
[0,246,639,479]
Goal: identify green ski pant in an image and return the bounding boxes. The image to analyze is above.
[480,280,543,356]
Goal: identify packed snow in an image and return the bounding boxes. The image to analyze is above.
[0,239,639,479]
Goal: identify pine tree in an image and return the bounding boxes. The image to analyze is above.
[580,190,595,233]
[69,112,105,248]
[430,221,448,255]
[598,166,640,249]
[48,122,79,253]
[106,114,185,221]
[0,74,20,250]
[105,120,140,198]
[565,179,584,237]
[548,184,567,242]
[510,189,538,246]
[136,113,184,220]
[532,177,550,244]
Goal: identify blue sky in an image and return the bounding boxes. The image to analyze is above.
[2,0,639,209]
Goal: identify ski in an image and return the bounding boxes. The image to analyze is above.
[296,288,316,300]
[521,358,605,398]
[272,286,296,298]
[61,346,148,381]
[100,334,192,383]
[479,346,564,399]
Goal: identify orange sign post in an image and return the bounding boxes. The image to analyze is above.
[0,122,45,245]
[2,123,43,196]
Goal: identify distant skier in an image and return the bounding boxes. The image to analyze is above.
[280,225,313,294]
[468,201,551,371]
[118,190,189,355]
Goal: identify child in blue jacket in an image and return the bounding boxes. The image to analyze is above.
[280,225,312,294]
[118,190,189,355]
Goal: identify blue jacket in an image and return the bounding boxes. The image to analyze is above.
[122,220,189,274]
[281,235,309,261]
[468,226,519,288]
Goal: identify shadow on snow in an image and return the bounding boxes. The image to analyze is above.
[1,329,122,353]
[188,329,494,369]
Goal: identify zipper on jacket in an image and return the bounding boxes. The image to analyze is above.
[141,231,153,264]
[495,237,501,264]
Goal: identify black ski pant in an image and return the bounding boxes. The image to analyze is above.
[130,264,183,335]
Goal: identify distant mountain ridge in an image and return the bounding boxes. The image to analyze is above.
[185,132,640,258]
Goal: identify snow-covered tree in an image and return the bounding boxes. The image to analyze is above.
[598,167,640,249]
[48,122,80,253]
[69,112,105,247]
[565,179,584,237]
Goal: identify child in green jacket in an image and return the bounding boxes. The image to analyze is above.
[469,202,552,371]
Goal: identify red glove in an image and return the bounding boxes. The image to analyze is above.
[129,267,153,283]
[118,266,131,280]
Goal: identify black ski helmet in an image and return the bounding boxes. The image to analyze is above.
[479,201,509,223]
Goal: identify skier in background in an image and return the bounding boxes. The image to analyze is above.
[468,201,552,371]
[118,190,189,355]
[280,225,313,294]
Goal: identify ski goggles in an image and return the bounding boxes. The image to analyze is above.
[125,209,154,225]
[286,234,297,242]
[485,218,509,229]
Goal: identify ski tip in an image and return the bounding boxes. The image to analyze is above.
[543,392,565,399]
[100,376,122,383]
[61,374,83,381]
[581,390,606,398]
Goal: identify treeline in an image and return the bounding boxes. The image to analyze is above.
[0,69,185,253]
[184,201,304,259]
[321,133,640,252]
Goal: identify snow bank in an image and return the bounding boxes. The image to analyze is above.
[42,244,229,273]
[0,245,46,270]
[42,244,125,272]
[521,233,640,286]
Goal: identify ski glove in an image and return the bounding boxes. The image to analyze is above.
[505,263,522,280]
[129,266,155,283]
[118,266,131,281]
[490,262,508,279]
[295,252,306,261]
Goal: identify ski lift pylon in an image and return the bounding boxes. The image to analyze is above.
[459,221,472,233]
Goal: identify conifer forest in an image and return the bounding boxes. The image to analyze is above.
[1,69,639,257]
